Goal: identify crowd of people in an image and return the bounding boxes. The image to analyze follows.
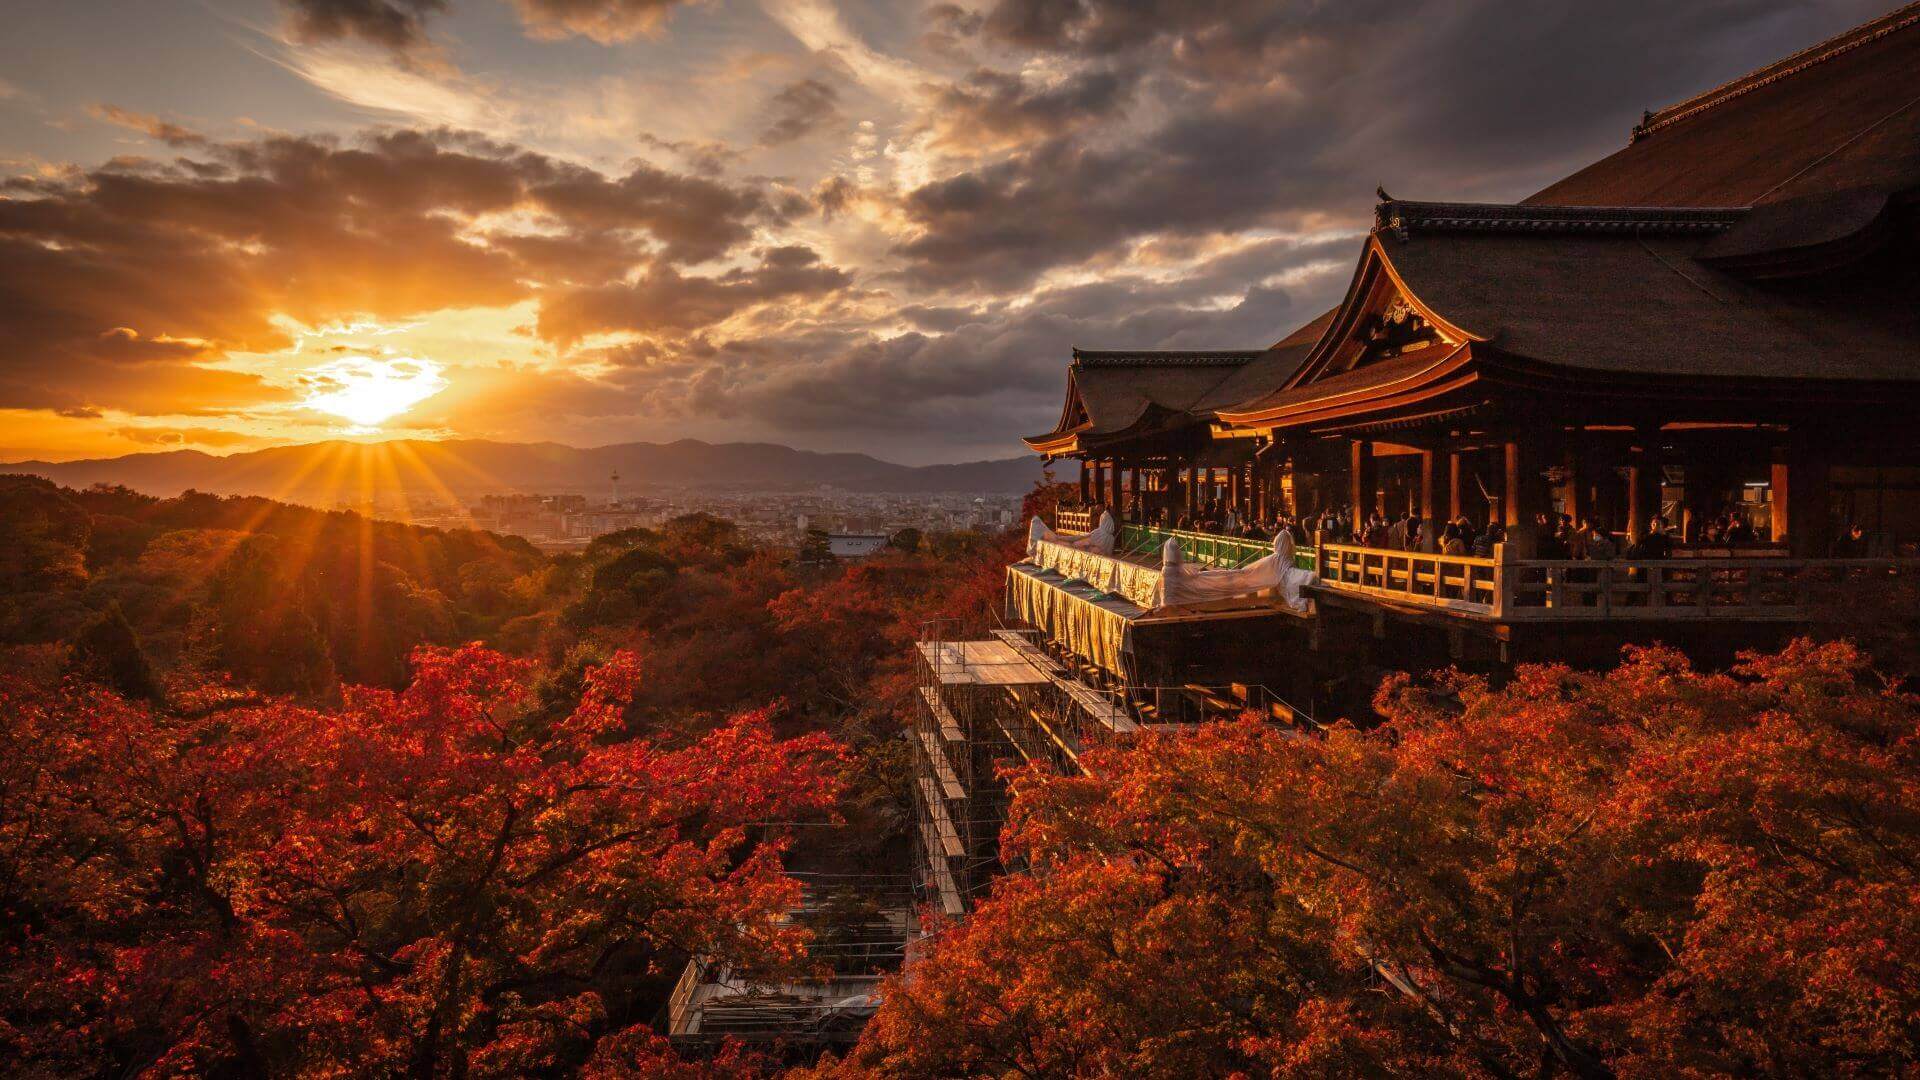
[1092,499,1784,562]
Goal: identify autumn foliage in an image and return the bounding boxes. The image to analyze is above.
[0,644,844,1078]
[846,641,1920,1078]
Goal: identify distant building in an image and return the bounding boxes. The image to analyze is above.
[827,533,890,558]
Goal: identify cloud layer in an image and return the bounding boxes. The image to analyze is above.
[0,0,1895,461]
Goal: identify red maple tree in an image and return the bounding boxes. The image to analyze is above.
[0,644,844,1077]
[843,640,1920,1078]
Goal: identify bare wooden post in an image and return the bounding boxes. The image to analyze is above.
[1770,458,1790,545]
[1418,450,1436,523]
[1448,451,1464,521]
[1078,458,1090,505]
[1351,439,1376,526]
[1492,541,1513,618]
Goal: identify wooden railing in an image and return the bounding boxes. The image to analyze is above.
[1119,524,1317,572]
[667,957,707,1035]
[1054,508,1094,533]
[1314,542,1920,622]
[1042,524,1912,622]
[1317,543,1501,614]
[1502,557,1918,620]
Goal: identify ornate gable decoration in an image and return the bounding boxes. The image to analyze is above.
[1349,295,1441,370]
[1319,274,1450,378]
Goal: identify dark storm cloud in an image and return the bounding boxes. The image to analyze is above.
[281,0,449,53]
[280,0,693,51]
[921,66,1133,150]
[536,245,855,346]
[759,79,843,147]
[534,233,1351,445]
[0,125,798,416]
[894,0,1890,290]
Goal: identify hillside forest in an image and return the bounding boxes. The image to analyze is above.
[3,473,1918,1078]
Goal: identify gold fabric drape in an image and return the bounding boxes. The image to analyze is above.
[1005,563,1140,678]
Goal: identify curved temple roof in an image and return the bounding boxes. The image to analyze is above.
[1027,2,1920,454]
[1024,350,1262,455]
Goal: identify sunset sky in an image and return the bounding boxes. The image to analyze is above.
[0,0,1891,464]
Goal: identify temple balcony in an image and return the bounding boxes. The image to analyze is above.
[1018,518,1920,680]
[1316,541,1920,622]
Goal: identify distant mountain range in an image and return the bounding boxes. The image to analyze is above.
[2,439,1050,500]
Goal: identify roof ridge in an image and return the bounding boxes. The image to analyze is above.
[1374,199,1747,238]
[1631,1,1920,143]
[1071,348,1263,368]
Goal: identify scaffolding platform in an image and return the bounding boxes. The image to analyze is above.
[915,729,965,801]
[919,686,965,742]
[1060,678,1138,734]
[991,628,1065,674]
[923,846,965,917]
[918,779,965,858]
[917,640,1050,686]
[990,628,1138,734]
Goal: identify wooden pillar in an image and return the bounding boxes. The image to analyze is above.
[1185,466,1199,513]
[1778,440,1833,557]
[1418,450,1436,522]
[1770,459,1790,545]
[1106,460,1122,513]
[1502,441,1523,528]
[1503,439,1553,528]
[1561,442,1585,525]
[1125,467,1140,519]
[1625,454,1660,544]
[1350,439,1376,525]
[1229,463,1243,515]
[1448,452,1464,520]
[1077,459,1090,505]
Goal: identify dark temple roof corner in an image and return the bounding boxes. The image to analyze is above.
[1070,349,1265,367]
[1528,1,1920,208]
[1373,200,1747,239]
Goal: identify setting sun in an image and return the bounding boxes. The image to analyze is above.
[298,356,448,427]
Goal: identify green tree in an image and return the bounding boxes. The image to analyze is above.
[71,602,162,702]
[798,528,834,564]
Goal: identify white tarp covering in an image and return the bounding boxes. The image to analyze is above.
[1156,530,1315,612]
[1028,538,1162,609]
[1027,512,1116,557]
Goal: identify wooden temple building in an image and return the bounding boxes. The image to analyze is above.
[912,3,1920,923]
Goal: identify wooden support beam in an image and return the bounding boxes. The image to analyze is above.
[1626,458,1659,543]
[1078,459,1090,505]
[1418,450,1436,522]
[1561,442,1585,525]
[1770,459,1790,545]
[1351,439,1376,525]
[1781,439,1833,558]
[1502,441,1522,527]
[1448,451,1463,520]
